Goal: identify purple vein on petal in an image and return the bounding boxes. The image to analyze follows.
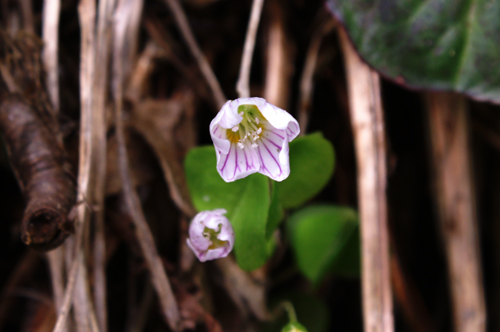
[261,136,281,149]
[220,144,232,172]
[258,138,283,178]
[233,144,239,178]
[242,146,252,171]
[267,128,284,140]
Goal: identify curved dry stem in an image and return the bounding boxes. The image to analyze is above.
[236,0,265,98]
[163,0,226,108]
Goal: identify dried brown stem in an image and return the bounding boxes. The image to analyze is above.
[47,248,67,332]
[42,0,61,113]
[297,19,335,133]
[339,28,394,332]
[263,1,291,109]
[92,1,116,330]
[236,0,265,98]
[113,2,181,330]
[425,92,486,332]
[51,217,88,332]
[163,0,226,108]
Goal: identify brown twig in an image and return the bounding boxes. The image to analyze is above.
[113,1,181,330]
[47,248,67,332]
[425,92,486,332]
[339,28,394,332]
[163,0,226,108]
[297,19,335,133]
[263,1,291,109]
[236,0,265,98]
[42,0,61,113]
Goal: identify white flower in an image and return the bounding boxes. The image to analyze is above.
[210,97,300,182]
[186,209,235,262]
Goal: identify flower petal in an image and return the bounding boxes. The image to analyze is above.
[258,101,300,141]
[211,100,242,129]
[256,129,290,181]
[217,142,260,182]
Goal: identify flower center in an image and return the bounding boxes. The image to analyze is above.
[203,224,228,250]
[226,104,265,149]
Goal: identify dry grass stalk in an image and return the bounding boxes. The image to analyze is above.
[62,0,100,331]
[92,1,117,330]
[113,1,181,330]
[47,248,66,331]
[42,0,61,113]
[425,92,486,332]
[339,28,394,332]
[236,0,265,98]
[52,210,90,332]
[263,1,291,109]
[163,0,226,108]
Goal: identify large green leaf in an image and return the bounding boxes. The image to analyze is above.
[276,133,335,209]
[328,0,500,103]
[287,205,359,284]
[185,146,270,270]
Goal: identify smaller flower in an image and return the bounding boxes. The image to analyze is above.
[186,209,235,262]
[210,97,300,182]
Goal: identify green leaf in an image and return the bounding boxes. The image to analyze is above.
[185,146,270,270]
[327,0,500,103]
[276,133,335,209]
[229,174,270,270]
[329,224,360,278]
[287,205,359,284]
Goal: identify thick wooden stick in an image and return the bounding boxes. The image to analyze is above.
[339,29,394,332]
[425,92,486,332]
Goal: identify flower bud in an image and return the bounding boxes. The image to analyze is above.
[281,322,308,332]
[186,209,235,262]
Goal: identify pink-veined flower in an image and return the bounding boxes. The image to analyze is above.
[186,209,234,262]
[210,97,300,182]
